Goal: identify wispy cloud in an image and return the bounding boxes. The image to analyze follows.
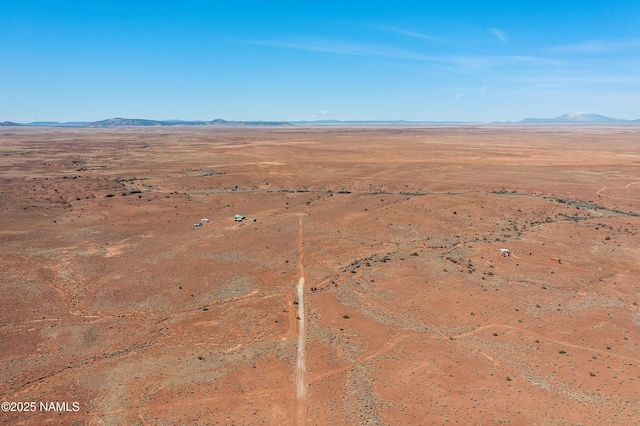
[244,38,491,71]
[546,38,640,54]
[516,74,640,85]
[499,55,563,66]
[243,38,566,75]
[532,82,570,89]
[375,25,444,42]
[244,38,434,61]
[488,28,507,44]
[375,25,475,49]
[448,85,489,99]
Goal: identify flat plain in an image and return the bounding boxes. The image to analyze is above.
[1,126,639,425]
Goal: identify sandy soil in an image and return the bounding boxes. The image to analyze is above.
[1,125,639,425]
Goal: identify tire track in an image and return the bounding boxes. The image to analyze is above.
[597,180,640,199]
[450,324,640,364]
[309,334,408,384]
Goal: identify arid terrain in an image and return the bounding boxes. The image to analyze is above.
[1,125,639,425]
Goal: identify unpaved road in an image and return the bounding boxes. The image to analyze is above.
[295,216,307,425]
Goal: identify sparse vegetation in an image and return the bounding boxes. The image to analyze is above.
[5,125,639,424]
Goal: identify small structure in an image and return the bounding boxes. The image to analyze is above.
[233,214,245,222]
[201,218,209,223]
[247,218,257,222]
[191,223,203,230]
[500,248,511,257]
[550,257,562,264]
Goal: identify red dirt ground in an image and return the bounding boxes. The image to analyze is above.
[1,126,639,425]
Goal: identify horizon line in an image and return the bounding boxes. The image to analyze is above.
[4,113,640,126]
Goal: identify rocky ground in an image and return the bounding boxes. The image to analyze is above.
[1,126,639,425]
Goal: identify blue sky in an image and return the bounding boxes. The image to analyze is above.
[1,1,639,122]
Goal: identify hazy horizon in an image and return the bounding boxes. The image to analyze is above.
[7,112,640,125]
[2,1,639,123]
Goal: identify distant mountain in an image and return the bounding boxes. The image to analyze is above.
[84,118,292,128]
[293,120,411,124]
[28,121,90,127]
[520,113,639,124]
[85,118,196,127]
[291,119,472,125]
[223,120,292,126]
[11,115,638,127]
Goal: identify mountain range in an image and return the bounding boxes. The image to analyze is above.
[518,113,640,124]
[85,118,292,127]
[0,118,292,127]
[1,114,639,127]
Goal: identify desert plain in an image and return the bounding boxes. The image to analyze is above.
[1,125,639,425]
